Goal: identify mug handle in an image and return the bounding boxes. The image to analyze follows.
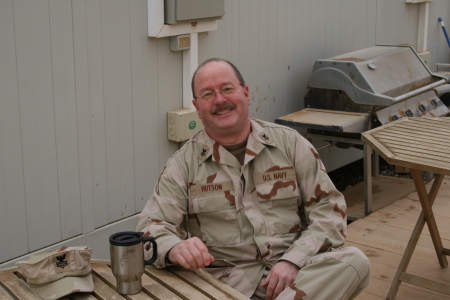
[142,236,158,265]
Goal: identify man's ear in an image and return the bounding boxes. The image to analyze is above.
[192,100,201,118]
[243,85,250,104]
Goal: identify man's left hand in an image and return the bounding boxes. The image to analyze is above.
[261,260,300,300]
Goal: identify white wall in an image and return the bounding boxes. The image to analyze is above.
[1,0,449,267]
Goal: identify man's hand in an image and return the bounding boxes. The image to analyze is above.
[167,237,215,269]
[261,260,300,300]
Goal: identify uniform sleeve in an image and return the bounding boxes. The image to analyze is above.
[136,157,189,268]
[279,133,347,268]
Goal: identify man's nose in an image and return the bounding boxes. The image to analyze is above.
[213,90,227,102]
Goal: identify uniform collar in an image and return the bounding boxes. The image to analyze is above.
[196,119,276,165]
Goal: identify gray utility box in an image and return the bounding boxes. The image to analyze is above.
[164,0,224,24]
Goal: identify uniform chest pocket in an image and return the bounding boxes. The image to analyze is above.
[189,182,240,247]
[254,168,301,235]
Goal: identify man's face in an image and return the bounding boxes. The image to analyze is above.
[192,61,250,142]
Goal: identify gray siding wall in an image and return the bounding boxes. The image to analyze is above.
[1,0,449,264]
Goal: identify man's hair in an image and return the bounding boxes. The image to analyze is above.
[191,58,246,99]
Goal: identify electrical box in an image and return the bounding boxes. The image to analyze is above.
[170,34,191,51]
[164,0,225,25]
[168,108,204,142]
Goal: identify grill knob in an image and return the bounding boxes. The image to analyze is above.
[405,110,413,117]
[430,99,438,108]
[418,104,426,113]
[391,115,399,121]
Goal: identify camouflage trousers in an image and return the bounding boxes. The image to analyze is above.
[251,246,370,300]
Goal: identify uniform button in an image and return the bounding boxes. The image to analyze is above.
[222,268,229,274]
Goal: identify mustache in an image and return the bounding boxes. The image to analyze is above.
[211,103,235,114]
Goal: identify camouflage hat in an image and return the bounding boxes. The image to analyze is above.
[16,246,94,300]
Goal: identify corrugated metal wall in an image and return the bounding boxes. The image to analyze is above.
[1,0,449,264]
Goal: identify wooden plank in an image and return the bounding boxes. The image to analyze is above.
[401,121,450,135]
[0,272,41,299]
[170,268,236,300]
[388,157,450,177]
[145,267,211,300]
[0,286,13,299]
[400,273,450,295]
[346,218,450,260]
[70,294,98,300]
[92,272,126,300]
[346,243,450,286]
[378,122,450,136]
[361,133,394,162]
[372,132,450,148]
[355,276,450,299]
[376,119,450,133]
[191,269,251,300]
[388,119,450,135]
[382,145,450,163]
[391,197,450,219]
[392,152,450,167]
[370,135,450,153]
[91,263,160,300]
[354,292,384,300]
[364,204,450,237]
[373,131,450,149]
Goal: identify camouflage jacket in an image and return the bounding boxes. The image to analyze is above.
[136,119,347,297]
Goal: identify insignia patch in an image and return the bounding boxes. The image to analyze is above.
[199,145,210,160]
[259,132,273,144]
[55,254,68,269]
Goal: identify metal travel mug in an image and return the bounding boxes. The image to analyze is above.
[109,231,157,295]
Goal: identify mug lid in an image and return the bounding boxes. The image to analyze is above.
[109,231,144,246]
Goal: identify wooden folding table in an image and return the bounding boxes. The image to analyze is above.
[0,259,250,300]
[361,117,450,299]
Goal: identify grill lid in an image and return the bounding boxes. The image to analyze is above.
[308,45,448,107]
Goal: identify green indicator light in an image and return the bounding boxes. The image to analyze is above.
[188,121,196,130]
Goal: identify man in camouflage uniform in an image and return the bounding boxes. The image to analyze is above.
[137,58,370,300]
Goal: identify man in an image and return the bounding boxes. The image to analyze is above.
[137,58,370,300]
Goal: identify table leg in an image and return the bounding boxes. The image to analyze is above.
[411,170,447,268]
[364,143,372,216]
[386,172,445,300]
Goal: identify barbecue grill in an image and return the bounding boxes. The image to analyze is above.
[275,45,450,217]
[276,45,449,135]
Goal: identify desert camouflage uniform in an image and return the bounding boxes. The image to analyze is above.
[137,119,370,299]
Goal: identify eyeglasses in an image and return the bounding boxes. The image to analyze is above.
[196,84,240,101]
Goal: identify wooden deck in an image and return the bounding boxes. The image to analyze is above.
[348,176,450,299]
